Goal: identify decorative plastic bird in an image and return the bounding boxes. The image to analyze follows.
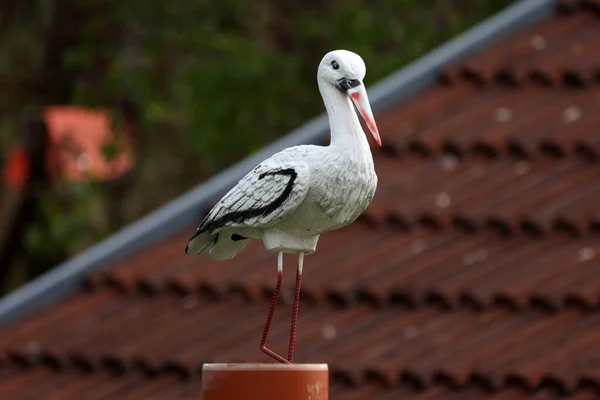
[185,49,381,363]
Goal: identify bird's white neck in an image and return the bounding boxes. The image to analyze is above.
[319,81,371,154]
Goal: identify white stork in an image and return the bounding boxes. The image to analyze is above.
[185,49,381,363]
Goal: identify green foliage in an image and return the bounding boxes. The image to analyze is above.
[23,180,108,260]
[2,0,513,266]
[57,0,513,172]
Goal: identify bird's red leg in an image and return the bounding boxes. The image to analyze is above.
[287,252,304,362]
[260,252,289,363]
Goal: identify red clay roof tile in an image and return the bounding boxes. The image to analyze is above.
[2,3,600,399]
[2,290,600,397]
[441,9,600,87]
[87,225,599,314]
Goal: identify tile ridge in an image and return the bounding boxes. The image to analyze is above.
[1,360,598,397]
[60,284,600,316]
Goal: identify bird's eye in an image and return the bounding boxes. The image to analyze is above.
[331,60,339,70]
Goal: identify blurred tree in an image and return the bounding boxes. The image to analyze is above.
[0,0,512,290]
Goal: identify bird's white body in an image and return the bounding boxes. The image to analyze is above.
[186,49,379,260]
[185,49,381,364]
[221,142,376,255]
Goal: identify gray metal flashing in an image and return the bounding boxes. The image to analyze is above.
[0,0,556,327]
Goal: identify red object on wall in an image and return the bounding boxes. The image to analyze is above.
[2,146,30,189]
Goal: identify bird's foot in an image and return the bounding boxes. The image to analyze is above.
[260,345,291,364]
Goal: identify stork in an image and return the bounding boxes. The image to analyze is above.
[185,49,381,363]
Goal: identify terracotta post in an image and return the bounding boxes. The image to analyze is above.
[201,363,328,400]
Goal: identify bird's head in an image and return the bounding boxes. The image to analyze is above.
[318,49,381,147]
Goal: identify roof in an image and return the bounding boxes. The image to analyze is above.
[2,0,599,398]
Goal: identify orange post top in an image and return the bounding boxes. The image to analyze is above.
[201,363,328,400]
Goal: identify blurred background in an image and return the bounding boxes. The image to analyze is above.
[0,0,511,293]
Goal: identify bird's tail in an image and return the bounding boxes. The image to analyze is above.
[185,230,250,261]
[208,233,250,260]
[185,229,216,256]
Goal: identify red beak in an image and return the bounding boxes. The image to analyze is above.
[347,84,381,147]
